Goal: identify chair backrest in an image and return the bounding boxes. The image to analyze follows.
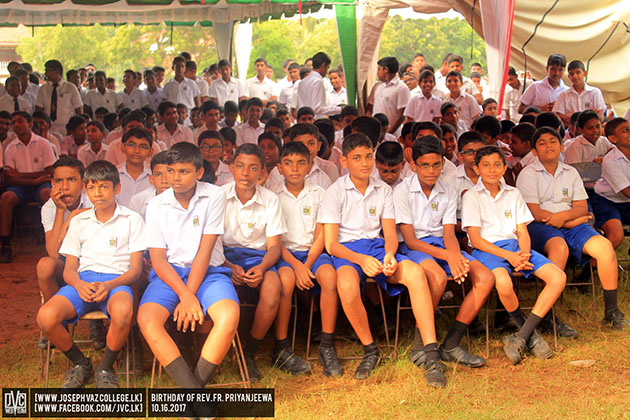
[570,162,602,184]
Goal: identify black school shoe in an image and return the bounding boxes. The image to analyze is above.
[539,314,578,339]
[318,345,343,377]
[439,345,486,368]
[424,360,447,388]
[409,349,426,368]
[243,354,262,382]
[502,334,526,365]
[354,352,380,380]
[526,331,553,359]
[95,368,119,388]
[271,348,311,376]
[61,358,94,389]
[603,308,630,331]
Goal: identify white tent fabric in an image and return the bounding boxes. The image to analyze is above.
[233,22,253,81]
[213,21,234,61]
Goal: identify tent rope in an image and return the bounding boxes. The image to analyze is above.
[585,21,620,83]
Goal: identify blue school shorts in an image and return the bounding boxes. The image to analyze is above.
[528,222,599,266]
[224,247,279,274]
[471,239,551,278]
[7,182,52,204]
[140,264,238,316]
[56,270,133,324]
[277,250,334,295]
[589,193,630,228]
[398,236,475,278]
[331,238,408,297]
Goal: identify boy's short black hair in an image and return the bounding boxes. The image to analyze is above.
[219,127,236,145]
[535,111,565,138]
[122,127,153,147]
[167,141,204,170]
[342,132,373,156]
[123,111,146,128]
[314,119,335,144]
[53,156,85,178]
[260,108,273,123]
[32,110,51,124]
[317,133,328,158]
[418,69,435,83]
[290,123,319,142]
[472,115,501,138]
[519,114,536,124]
[604,117,628,138]
[157,101,176,116]
[276,107,290,118]
[247,97,263,109]
[377,57,399,75]
[234,143,265,167]
[412,136,444,161]
[258,132,282,151]
[547,54,567,68]
[312,52,331,70]
[86,120,105,133]
[265,117,284,131]
[94,107,109,117]
[576,110,600,129]
[508,66,517,77]
[376,141,404,166]
[413,121,442,140]
[510,123,537,147]
[150,150,169,171]
[474,145,506,166]
[401,121,415,140]
[11,110,32,123]
[457,131,485,151]
[238,99,248,112]
[224,100,238,114]
[523,105,541,115]
[500,119,516,134]
[445,70,463,82]
[44,59,63,75]
[440,123,456,138]
[297,107,315,120]
[567,60,585,72]
[447,54,463,65]
[280,140,310,161]
[176,103,187,111]
[481,98,497,110]
[85,160,120,186]
[531,127,561,148]
[198,130,224,147]
[200,159,216,184]
[373,113,389,129]
[66,115,86,133]
[570,112,581,126]
[440,102,457,116]
[103,113,118,131]
[351,117,381,148]
[201,100,219,114]
[340,105,359,118]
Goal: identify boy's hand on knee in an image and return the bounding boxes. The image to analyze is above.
[92,281,114,302]
[444,249,470,281]
[382,253,398,277]
[231,264,246,285]
[360,255,384,278]
[174,291,204,333]
[294,262,315,291]
[513,250,534,272]
[75,280,97,302]
[244,265,264,288]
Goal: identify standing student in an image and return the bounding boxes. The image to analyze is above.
[296,52,341,119]
[322,133,446,387]
[404,70,442,124]
[162,56,200,113]
[235,97,265,146]
[35,60,83,135]
[367,57,410,134]
[462,145,567,365]
[142,70,163,112]
[78,121,109,167]
[209,59,247,107]
[443,71,480,129]
[519,54,568,114]
[246,58,278,105]
[553,60,605,125]
[119,70,148,111]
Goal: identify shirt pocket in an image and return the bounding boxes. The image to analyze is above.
[239,210,267,242]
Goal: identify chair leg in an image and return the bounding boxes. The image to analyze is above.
[551,306,558,350]
[590,264,597,321]
[393,294,401,356]
[125,336,131,387]
[291,293,298,352]
[375,286,391,354]
[44,340,52,388]
[150,356,157,388]
[485,296,491,357]
[234,332,250,387]
[305,294,315,361]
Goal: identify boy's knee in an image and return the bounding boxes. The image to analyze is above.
[37,306,56,331]
[37,257,58,279]
[336,276,359,297]
[548,240,569,260]
[474,270,495,292]
[137,306,154,331]
[110,298,133,324]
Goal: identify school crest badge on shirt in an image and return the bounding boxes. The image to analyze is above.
[302,206,311,216]
[193,215,199,226]
[504,210,512,218]
[431,202,439,212]
[369,206,377,216]
[562,188,569,198]
[109,237,118,247]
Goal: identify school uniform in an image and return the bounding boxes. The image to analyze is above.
[327,86,348,108]
[234,122,265,146]
[564,135,614,164]
[314,156,339,182]
[117,163,151,207]
[104,138,161,167]
[40,191,91,233]
[162,77,200,112]
[246,76,277,101]
[209,77,246,107]
[140,182,238,314]
[320,174,408,296]
[222,182,286,273]
[213,161,234,186]
[60,136,85,157]
[57,205,146,323]
[442,158,457,177]
[83,89,122,114]
[394,176,474,276]
[0,94,31,113]
[119,87,149,110]
[507,150,537,169]
[461,179,551,276]
[592,146,630,227]
[519,76,568,110]
[143,87,163,112]
[194,76,210,99]
[265,159,332,193]
[35,79,83,135]
[3,134,56,202]
[77,143,109,167]
[444,92,480,128]
[517,159,598,265]
[442,164,476,220]
[128,186,156,219]
[156,123,194,148]
[553,83,606,116]
[403,94,442,122]
[367,76,410,132]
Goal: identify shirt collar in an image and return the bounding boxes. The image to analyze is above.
[342,173,381,196]
[473,177,510,198]
[118,163,151,179]
[162,181,209,209]
[409,173,445,195]
[225,182,264,206]
[542,77,566,91]
[85,203,127,224]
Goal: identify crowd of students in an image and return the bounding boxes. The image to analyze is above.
[0,50,628,398]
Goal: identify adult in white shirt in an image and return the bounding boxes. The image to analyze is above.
[83,71,123,117]
[297,52,342,120]
[519,54,568,114]
[162,56,200,112]
[119,70,149,110]
[235,97,265,146]
[553,61,606,126]
[35,60,83,135]
[0,77,31,113]
[367,56,410,134]
[245,58,278,104]
[142,69,163,112]
[185,60,209,104]
[155,101,194,148]
[326,69,348,108]
[209,59,247,107]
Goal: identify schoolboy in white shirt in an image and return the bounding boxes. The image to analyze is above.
[404,70,442,124]
[395,137,494,368]
[162,56,200,112]
[78,121,109,167]
[564,110,613,164]
[517,127,627,331]
[197,130,233,186]
[553,60,606,126]
[443,71,480,129]
[222,143,310,382]
[128,151,170,219]
[116,128,152,207]
[37,160,145,389]
[138,142,239,398]
[275,141,343,376]
[462,145,567,365]
[322,133,445,387]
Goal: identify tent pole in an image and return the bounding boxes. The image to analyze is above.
[335,4,357,107]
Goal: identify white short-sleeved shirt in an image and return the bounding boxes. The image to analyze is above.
[4,134,56,173]
[194,76,210,98]
[327,87,348,108]
[517,159,588,212]
[265,159,332,193]
[59,205,146,274]
[594,146,630,203]
[314,156,339,182]
[209,78,245,107]
[320,174,394,243]
[404,94,442,122]
[503,83,523,123]
[277,182,325,251]
[35,79,83,134]
[461,180,534,243]
[119,87,149,110]
[444,92,480,128]
[128,186,156,219]
[143,87,163,111]
[0,94,31,113]
[519,77,568,109]
[442,158,457,178]
[156,124,194,148]
[83,89,122,114]
[214,161,234,186]
[162,77,200,111]
[40,191,91,232]
[368,76,411,129]
[77,143,109,167]
[442,164,477,219]
[104,138,161,167]
[234,122,265,146]
[246,76,277,100]
[222,182,287,251]
[552,83,606,115]
[508,150,538,169]
[564,135,614,164]
[393,176,457,239]
[117,163,152,207]
[146,182,226,267]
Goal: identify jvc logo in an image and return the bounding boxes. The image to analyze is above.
[3,389,27,417]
